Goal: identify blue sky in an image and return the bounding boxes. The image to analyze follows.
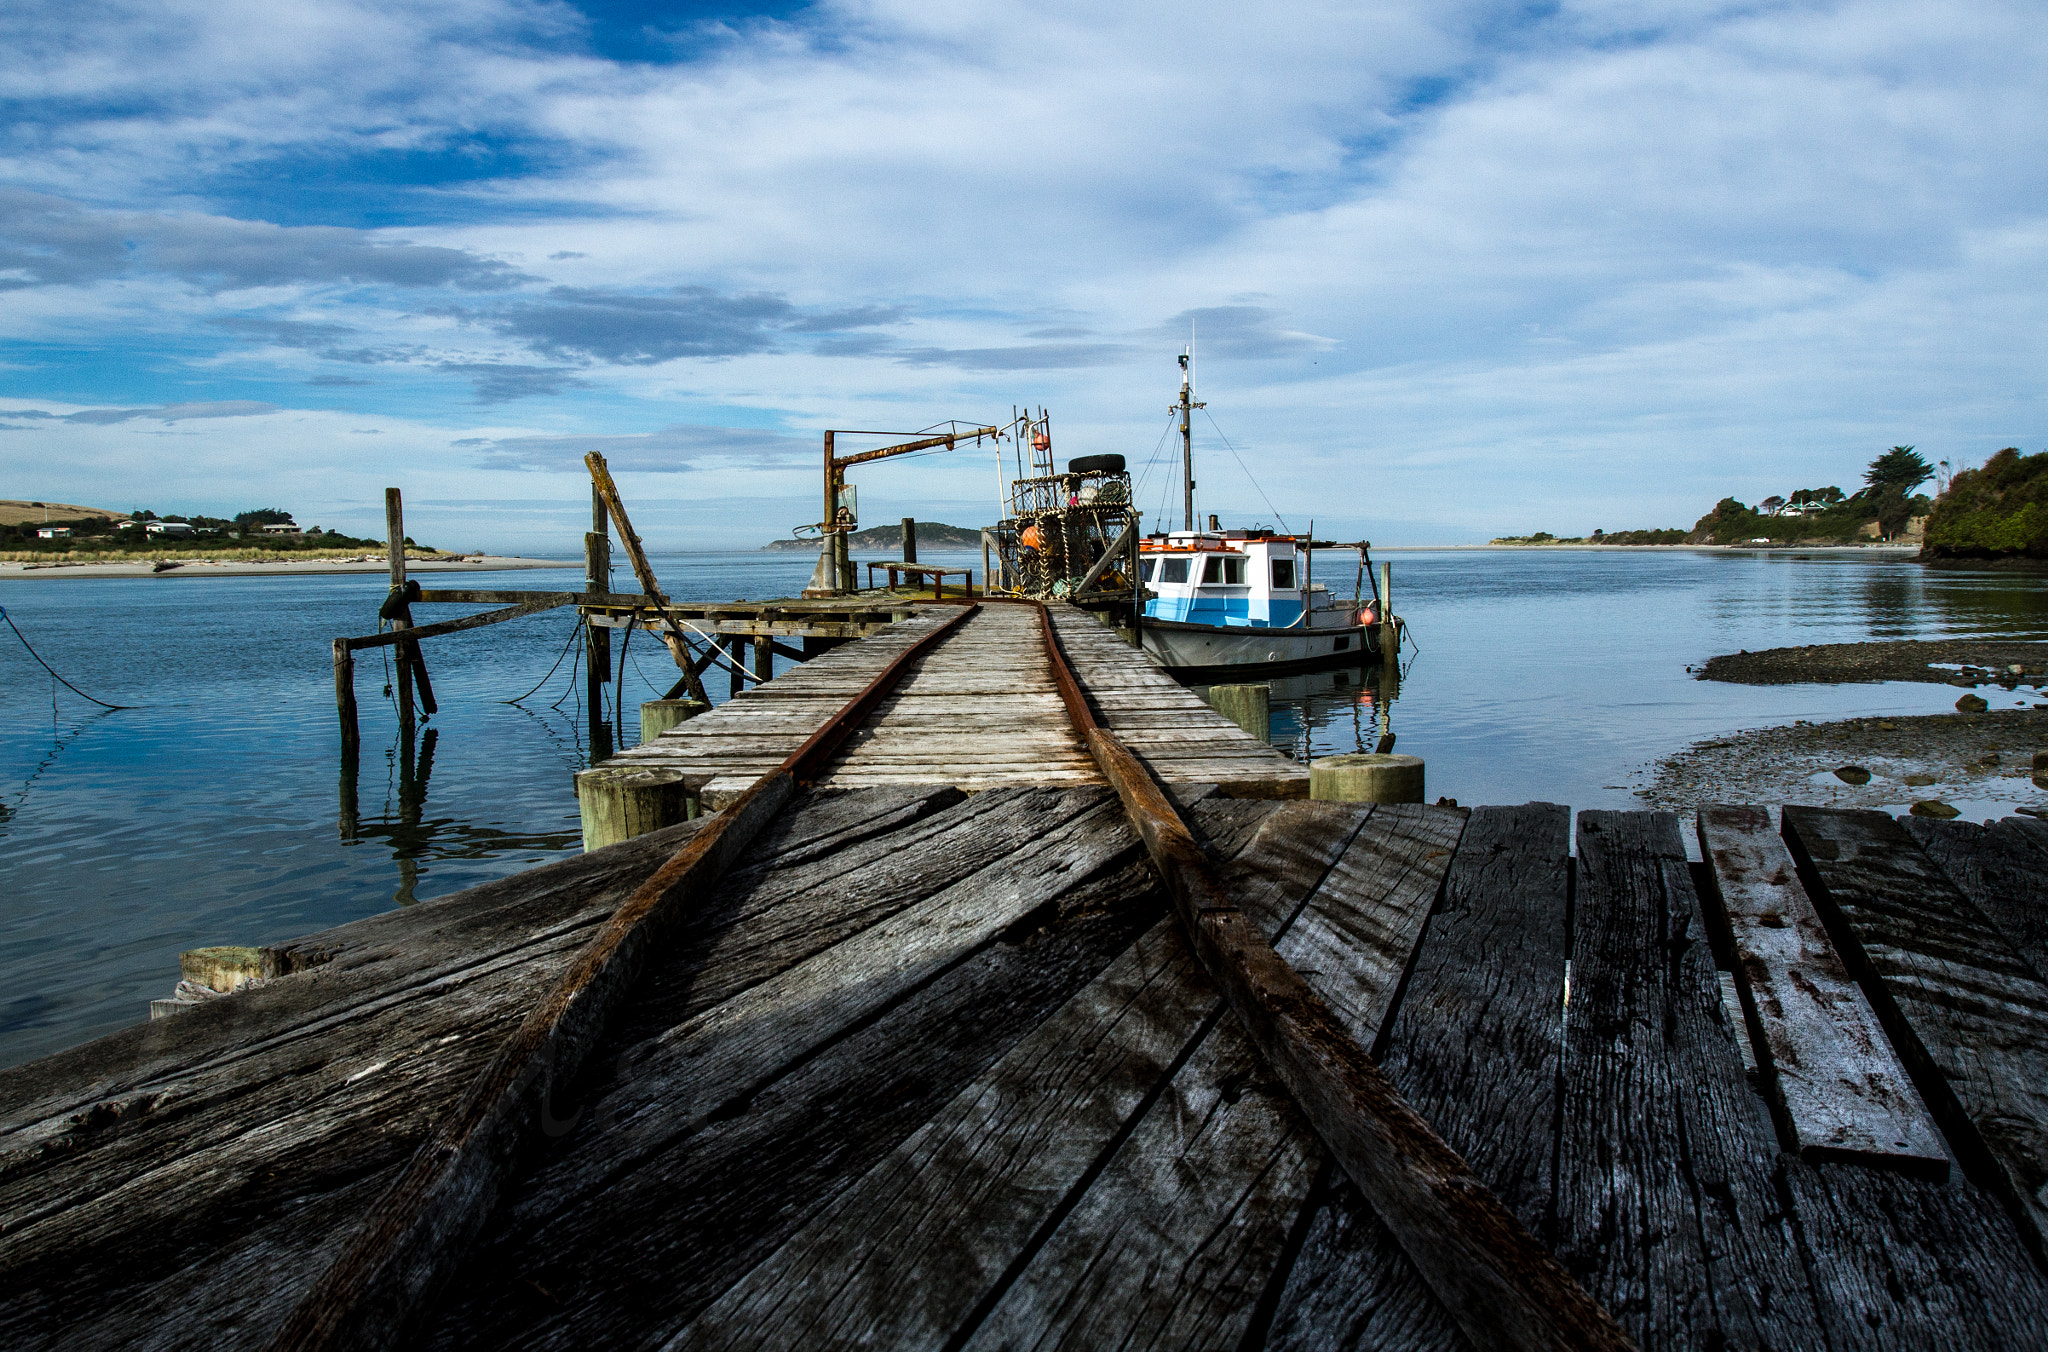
[2,0,2044,549]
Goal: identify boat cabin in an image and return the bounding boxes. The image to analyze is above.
[1139,529,1335,628]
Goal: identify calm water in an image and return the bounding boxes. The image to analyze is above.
[2,547,2042,1067]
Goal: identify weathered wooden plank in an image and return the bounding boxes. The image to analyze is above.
[964,803,1465,1349]
[1696,804,1947,1175]
[605,786,1115,1046]
[1558,810,1825,1348]
[675,801,1371,1351]
[1905,816,2048,986]
[1268,802,1571,1351]
[415,845,1179,1352]
[958,1014,1320,1352]
[1783,805,2048,1263]
[1780,1157,2048,1348]
[497,789,1149,1217]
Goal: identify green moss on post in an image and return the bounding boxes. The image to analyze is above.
[641,698,709,744]
[1207,684,1271,740]
[576,766,695,851]
[180,946,269,992]
[1310,753,1425,804]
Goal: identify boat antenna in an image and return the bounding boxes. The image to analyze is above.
[1175,335,1204,533]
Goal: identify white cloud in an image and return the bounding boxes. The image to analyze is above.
[0,0,2043,545]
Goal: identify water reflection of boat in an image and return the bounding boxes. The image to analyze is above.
[1136,353,1392,678]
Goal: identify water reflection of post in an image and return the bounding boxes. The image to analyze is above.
[338,731,359,841]
[394,726,438,906]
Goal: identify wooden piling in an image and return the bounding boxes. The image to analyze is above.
[641,698,709,743]
[902,517,917,564]
[1311,752,1425,803]
[385,489,415,727]
[1379,560,1397,680]
[332,639,359,750]
[1207,683,1270,740]
[180,945,268,992]
[584,531,612,748]
[574,765,696,851]
[753,633,773,684]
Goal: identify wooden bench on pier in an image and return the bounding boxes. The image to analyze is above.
[862,561,974,598]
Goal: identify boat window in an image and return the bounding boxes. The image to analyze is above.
[1271,558,1295,589]
[1226,556,1244,584]
[1140,558,1156,583]
[1159,557,1189,584]
[1201,556,1247,584]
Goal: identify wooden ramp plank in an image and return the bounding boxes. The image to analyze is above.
[0,790,947,1350]
[1268,801,1571,1351]
[1779,1154,2048,1348]
[960,803,1466,1351]
[674,800,1359,1351]
[415,801,1195,1352]
[1696,804,1948,1175]
[1559,810,1826,1348]
[1904,816,2048,986]
[1783,805,2048,1264]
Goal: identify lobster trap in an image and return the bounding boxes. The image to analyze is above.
[986,412,1141,605]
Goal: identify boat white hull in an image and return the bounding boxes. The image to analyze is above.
[1138,618,1377,675]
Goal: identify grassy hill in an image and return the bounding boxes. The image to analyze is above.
[0,500,124,528]
[1921,448,2048,561]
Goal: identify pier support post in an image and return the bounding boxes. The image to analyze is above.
[902,517,917,564]
[726,635,744,697]
[584,529,612,749]
[1310,753,1425,804]
[1207,683,1270,740]
[641,698,709,743]
[753,633,773,684]
[575,765,697,851]
[332,639,359,750]
[1378,560,1397,683]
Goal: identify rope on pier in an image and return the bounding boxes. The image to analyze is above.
[501,622,583,705]
[0,606,138,709]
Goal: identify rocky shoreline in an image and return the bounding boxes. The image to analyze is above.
[1698,640,2048,686]
[1643,708,2048,819]
[1646,645,2048,817]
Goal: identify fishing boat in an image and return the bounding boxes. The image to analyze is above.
[1134,355,1390,676]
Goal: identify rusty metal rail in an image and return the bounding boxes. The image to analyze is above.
[1031,602,1634,1352]
[268,605,979,1352]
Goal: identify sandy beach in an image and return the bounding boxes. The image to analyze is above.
[0,554,565,581]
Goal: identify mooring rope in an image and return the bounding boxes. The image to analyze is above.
[502,621,583,705]
[0,606,139,709]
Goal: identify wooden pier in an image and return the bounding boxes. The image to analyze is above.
[8,605,2048,1349]
[596,603,1307,807]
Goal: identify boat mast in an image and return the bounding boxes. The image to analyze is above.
[1176,351,1204,532]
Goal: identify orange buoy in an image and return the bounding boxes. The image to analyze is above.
[1020,524,1041,550]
